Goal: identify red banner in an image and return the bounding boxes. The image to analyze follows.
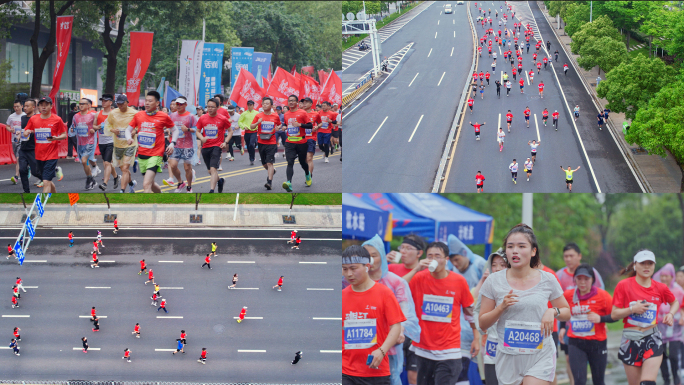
[229,68,264,110]
[266,67,300,107]
[299,73,321,106]
[318,70,329,86]
[126,32,154,107]
[262,76,270,93]
[267,64,272,83]
[301,65,315,77]
[320,70,342,106]
[49,16,73,115]
[290,65,297,75]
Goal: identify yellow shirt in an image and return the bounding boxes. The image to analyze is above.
[105,107,138,149]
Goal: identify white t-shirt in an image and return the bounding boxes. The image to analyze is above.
[530,143,539,153]
[509,162,518,173]
[6,112,25,142]
[498,131,506,142]
[229,112,241,135]
[524,161,533,171]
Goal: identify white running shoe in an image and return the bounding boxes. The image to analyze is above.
[128,180,137,193]
[324,157,329,163]
[218,165,223,171]
[92,166,101,177]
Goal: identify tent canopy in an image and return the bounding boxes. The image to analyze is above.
[342,193,391,241]
[352,193,434,239]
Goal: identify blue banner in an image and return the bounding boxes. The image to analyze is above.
[164,86,182,109]
[251,52,272,87]
[230,47,254,90]
[199,43,224,108]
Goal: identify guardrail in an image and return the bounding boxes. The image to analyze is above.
[342,73,375,109]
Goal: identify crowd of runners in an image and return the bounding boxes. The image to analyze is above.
[1,91,341,193]
[343,224,684,385]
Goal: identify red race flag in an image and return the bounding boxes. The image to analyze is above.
[320,70,342,106]
[262,76,270,92]
[49,16,74,114]
[266,67,299,107]
[301,65,315,76]
[299,73,321,106]
[318,70,329,85]
[229,68,264,109]
[126,32,154,107]
[290,65,297,75]
[267,64,272,83]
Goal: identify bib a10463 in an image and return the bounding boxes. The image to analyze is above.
[421,294,453,323]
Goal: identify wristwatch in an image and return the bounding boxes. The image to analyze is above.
[554,307,560,317]
[171,141,176,146]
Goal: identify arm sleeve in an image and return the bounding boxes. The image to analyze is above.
[600,314,616,323]
[170,124,179,142]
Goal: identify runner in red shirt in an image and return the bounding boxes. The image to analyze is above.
[564,63,569,75]
[467,98,474,114]
[272,276,284,291]
[538,81,545,99]
[123,348,131,362]
[12,295,18,308]
[7,243,15,259]
[250,97,282,190]
[476,171,485,193]
[113,219,118,234]
[91,307,97,320]
[139,259,147,275]
[24,96,67,193]
[237,306,247,323]
[542,108,549,126]
[517,62,523,75]
[488,45,492,57]
[536,61,542,74]
[132,323,140,338]
[519,78,525,94]
[292,236,301,249]
[470,121,486,141]
[300,98,321,183]
[478,46,482,56]
[506,110,513,131]
[524,107,531,127]
[282,95,313,192]
[196,98,231,193]
[145,269,154,285]
[91,251,99,268]
[552,110,560,130]
[201,254,212,270]
[343,245,405,381]
[198,348,208,364]
[611,250,678,383]
[180,330,187,344]
[543,56,549,69]
[479,71,485,85]
[485,71,491,86]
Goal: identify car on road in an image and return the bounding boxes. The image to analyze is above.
[445,4,453,13]
[456,1,464,4]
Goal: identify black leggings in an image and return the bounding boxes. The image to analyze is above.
[284,141,308,181]
[568,338,607,385]
[484,363,498,385]
[661,340,682,385]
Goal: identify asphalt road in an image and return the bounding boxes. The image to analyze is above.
[0,228,341,383]
[0,144,341,194]
[343,0,641,193]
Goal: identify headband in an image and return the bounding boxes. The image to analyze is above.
[342,255,371,265]
[402,238,424,251]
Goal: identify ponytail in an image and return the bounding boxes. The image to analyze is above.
[620,262,637,278]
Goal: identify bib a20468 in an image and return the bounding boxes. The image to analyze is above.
[503,320,543,354]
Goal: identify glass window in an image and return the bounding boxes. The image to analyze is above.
[81,55,98,90]
[60,45,73,90]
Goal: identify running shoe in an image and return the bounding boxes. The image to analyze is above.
[27,167,31,179]
[10,176,16,185]
[86,177,97,190]
[113,175,121,189]
[163,178,176,187]
[186,186,193,193]
[99,183,108,191]
[305,173,312,187]
[133,159,138,173]
[129,180,137,193]
[217,177,225,193]
[92,166,101,177]
[56,166,64,181]
[240,148,244,155]
[174,182,186,193]
[324,157,329,163]
[228,156,234,161]
[218,165,223,171]
[74,157,80,163]
[225,153,231,159]
[250,161,254,166]
[282,181,293,192]
[35,181,43,188]
[265,181,272,190]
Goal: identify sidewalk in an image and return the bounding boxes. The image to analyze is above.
[537,2,682,193]
[0,204,342,228]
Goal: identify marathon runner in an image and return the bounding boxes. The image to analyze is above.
[508,159,518,184]
[24,96,66,193]
[6,99,24,184]
[470,121,485,141]
[524,107,531,127]
[17,99,41,192]
[225,105,242,161]
[529,140,540,163]
[96,94,119,191]
[302,97,321,179]
[167,97,197,193]
[106,94,137,193]
[72,98,98,190]
[497,128,505,152]
[282,95,313,192]
[524,158,533,182]
[538,81,545,98]
[542,108,549,126]
[238,100,259,166]
[506,110,513,132]
[250,97,281,190]
[561,166,580,192]
[476,171,485,193]
[196,98,231,193]
[318,102,338,163]
[552,110,560,131]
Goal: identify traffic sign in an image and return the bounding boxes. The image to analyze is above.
[25,217,35,240]
[14,242,24,265]
[35,194,44,217]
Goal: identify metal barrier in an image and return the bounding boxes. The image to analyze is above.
[342,74,375,108]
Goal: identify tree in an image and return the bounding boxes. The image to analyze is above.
[664,9,684,64]
[564,3,590,38]
[596,53,676,121]
[635,1,670,58]
[29,0,75,97]
[0,1,27,39]
[577,36,629,75]
[99,2,129,95]
[342,1,363,15]
[592,1,640,49]
[623,73,684,191]
[570,15,622,54]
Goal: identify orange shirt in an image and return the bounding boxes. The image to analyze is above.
[409,270,473,352]
[343,282,406,378]
[563,288,612,341]
[128,111,174,157]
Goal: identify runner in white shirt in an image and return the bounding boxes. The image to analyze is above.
[497,128,506,152]
[528,140,540,163]
[524,158,533,182]
[225,105,242,161]
[508,159,518,184]
[6,100,25,183]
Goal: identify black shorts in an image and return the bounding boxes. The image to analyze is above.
[98,143,114,163]
[511,172,517,178]
[566,179,573,184]
[543,115,548,120]
[37,159,58,181]
[525,115,530,120]
[477,184,483,189]
[457,357,471,382]
[342,374,390,385]
[331,129,340,138]
[8,250,14,255]
[201,146,222,170]
[618,330,664,367]
[258,144,277,165]
[531,152,537,157]
[526,169,532,174]
[93,259,99,264]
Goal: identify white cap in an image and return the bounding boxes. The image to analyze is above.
[243,306,248,309]
[294,230,298,232]
[634,250,656,264]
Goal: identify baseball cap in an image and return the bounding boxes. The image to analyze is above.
[634,250,656,264]
[574,265,594,279]
[300,97,313,103]
[115,94,128,104]
[247,100,255,105]
[100,94,114,101]
[38,96,53,104]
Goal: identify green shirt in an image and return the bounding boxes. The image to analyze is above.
[238,109,259,132]
[565,170,574,180]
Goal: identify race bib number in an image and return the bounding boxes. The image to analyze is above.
[503,320,543,354]
[485,340,498,357]
[305,127,313,136]
[116,129,127,140]
[627,301,657,328]
[421,294,453,323]
[570,314,595,337]
[77,123,89,137]
[34,127,51,144]
[137,131,156,149]
[260,121,275,134]
[287,125,300,137]
[175,122,185,139]
[321,122,329,129]
[203,125,218,139]
[344,319,377,350]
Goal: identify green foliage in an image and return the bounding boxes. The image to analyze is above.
[570,15,622,53]
[596,53,677,121]
[0,2,27,39]
[592,1,640,31]
[564,3,591,38]
[577,36,629,74]
[342,1,363,15]
[664,9,684,64]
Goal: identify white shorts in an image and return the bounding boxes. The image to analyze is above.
[494,343,557,385]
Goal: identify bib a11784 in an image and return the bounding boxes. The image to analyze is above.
[343,319,377,350]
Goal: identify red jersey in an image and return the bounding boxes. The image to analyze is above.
[304,110,321,139]
[538,83,544,91]
[537,62,542,69]
[518,63,523,70]
[160,299,166,307]
[277,277,284,286]
[564,64,569,70]
[613,276,675,328]
[8,245,12,252]
[25,114,67,161]
[543,57,548,63]
[488,46,492,53]
[124,350,130,357]
[197,113,230,149]
[467,99,474,107]
[128,111,175,157]
[519,79,524,87]
[13,287,18,295]
[13,329,19,337]
[542,110,549,118]
[473,72,478,79]
[506,113,513,122]
[533,53,537,60]
[563,288,613,341]
[180,332,186,339]
[291,231,297,239]
[92,253,97,261]
[476,174,485,186]
[479,72,484,79]
[68,233,73,240]
[253,112,282,145]
[16,278,21,285]
[91,309,96,317]
[529,70,534,78]
[478,46,482,53]
[524,109,531,117]
[239,308,247,318]
[553,112,560,119]
[472,123,482,132]
[485,73,490,79]
[205,255,211,263]
[201,350,207,358]
[148,270,153,279]
[295,238,301,245]
[283,109,309,144]
[12,296,17,305]
[140,260,146,269]
[134,325,140,332]
[114,219,118,227]
[488,40,492,46]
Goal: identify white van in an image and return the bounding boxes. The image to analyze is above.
[445,4,453,13]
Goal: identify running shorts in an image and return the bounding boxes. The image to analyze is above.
[566,179,573,184]
[12,142,20,160]
[494,342,557,385]
[98,143,114,163]
[574,112,580,117]
[201,146,222,170]
[37,159,58,181]
[511,172,517,178]
[171,147,195,162]
[341,374,390,385]
[526,169,532,174]
[331,129,340,138]
[618,330,664,367]
[113,146,136,168]
[77,143,96,159]
[531,152,536,157]
[525,115,530,120]
[317,132,331,145]
[306,139,316,153]
[477,184,484,189]
[137,155,163,174]
[259,144,277,165]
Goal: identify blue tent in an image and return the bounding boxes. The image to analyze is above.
[353,193,434,239]
[342,193,391,241]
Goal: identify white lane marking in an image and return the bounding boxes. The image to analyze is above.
[5,236,338,241]
[23,286,38,289]
[2,315,29,318]
[321,350,342,353]
[227,261,255,264]
[233,317,264,319]
[299,262,327,264]
[408,115,425,142]
[79,316,107,318]
[157,316,183,319]
[230,288,259,290]
[535,114,540,142]
[453,19,455,24]
[0,346,11,349]
[85,287,111,289]
[158,261,183,263]
[437,72,446,86]
[450,47,454,56]
[427,48,433,57]
[155,349,176,352]
[368,116,389,144]
[159,287,184,289]
[497,113,501,143]
[435,31,438,38]
[307,288,334,291]
[238,350,266,353]
[438,20,440,25]
[408,73,420,87]
[73,347,100,351]
[525,70,530,86]
[99,260,115,263]
[499,45,502,55]
[313,317,342,320]
[23,260,47,263]
[454,31,456,37]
